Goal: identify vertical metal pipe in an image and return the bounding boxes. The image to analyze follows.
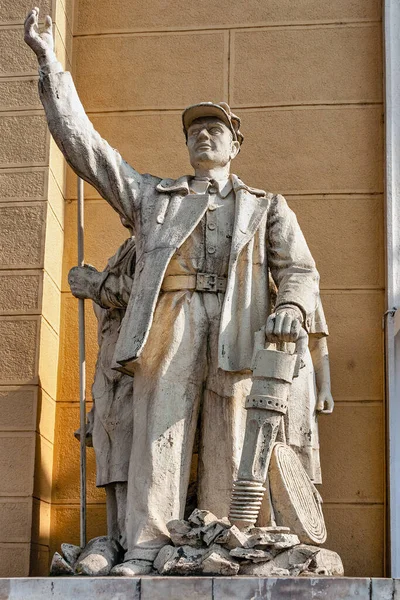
[77,177,87,549]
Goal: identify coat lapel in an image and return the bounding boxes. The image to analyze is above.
[230,174,271,258]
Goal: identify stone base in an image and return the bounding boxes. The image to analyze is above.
[0,577,398,599]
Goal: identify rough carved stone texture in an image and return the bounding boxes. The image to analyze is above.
[0,28,38,75]
[0,544,30,578]
[322,291,384,400]
[0,169,46,201]
[0,433,35,495]
[50,504,107,555]
[0,114,48,167]
[0,204,45,268]
[231,25,382,107]
[0,77,41,111]
[0,271,41,314]
[0,387,37,430]
[75,32,228,111]
[0,499,32,542]
[0,317,39,383]
[75,0,381,34]
[290,196,384,290]
[0,0,52,24]
[319,404,384,503]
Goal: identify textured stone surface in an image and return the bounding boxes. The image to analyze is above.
[0,168,47,201]
[0,386,37,430]
[75,32,228,111]
[214,577,371,600]
[0,316,39,383]
[75,0,381,34]
[50,504,107,552]
[322,291,384,400]
[0,0,52,24]
[33,432,53,502]
[50,551,74,575]
[75,536,122,576]
[0,114,48,167]
[37,388,56,443]
[319,404,384,503]
[289,196,384,290]
[38,317,59,399]
[141,577,212,600]
[61,543,81,567]
[0,204,46,268]
[0,543,30,577]
[0,271,41,314]
[0,498,32,542]
[231,25,382,106]
[371,579,396,599]
[31,497,51,545]
[0,433,35,495]
[0,77,41,111]
[0,28,38,75]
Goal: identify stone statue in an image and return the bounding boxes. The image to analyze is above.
[24,7,342,577]
[69,227,136,550]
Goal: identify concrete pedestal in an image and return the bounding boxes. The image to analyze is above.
[0,577,398,599]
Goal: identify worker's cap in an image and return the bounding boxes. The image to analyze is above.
[182,102,244,145]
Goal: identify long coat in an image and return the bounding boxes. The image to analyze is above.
[39,68,320,374]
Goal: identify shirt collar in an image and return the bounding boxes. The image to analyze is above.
[190,176,233,198]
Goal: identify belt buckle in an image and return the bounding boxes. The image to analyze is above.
[196,272,218,292]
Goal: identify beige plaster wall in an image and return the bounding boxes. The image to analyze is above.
[50,0,385,578]
[0,0,73,576]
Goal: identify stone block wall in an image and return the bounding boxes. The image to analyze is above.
[0,0,73,576]
[48,0,385,578]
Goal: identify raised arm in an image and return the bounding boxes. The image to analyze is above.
[24,7,145,222]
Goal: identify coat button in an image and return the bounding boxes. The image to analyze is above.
[208,246,216,254]
[208,222,216,230]
[156,215,164,224]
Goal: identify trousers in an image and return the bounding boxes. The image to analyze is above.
[124,290,252,560]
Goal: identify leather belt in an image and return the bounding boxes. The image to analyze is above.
[162,273,227,293]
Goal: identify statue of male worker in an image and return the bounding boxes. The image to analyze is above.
[25,8,324,575]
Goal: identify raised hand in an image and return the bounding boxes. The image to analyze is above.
[24,7,55,65]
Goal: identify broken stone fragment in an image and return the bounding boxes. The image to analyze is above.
[167,519,203,547]
[154,544,206,575]
[188,509,220,527]
[246,531,300,550]
[201,545,240,575]
[229,547,276,563]
[61,543,81,568]
[49,552,74,576]
[309,548,344,576]
[202,521,230,546]
[215,525,250,549]
[239,561,290,576]
[74,536,122,576]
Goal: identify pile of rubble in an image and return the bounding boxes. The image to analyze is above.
[50,537,123,576]
[154,509,344,577]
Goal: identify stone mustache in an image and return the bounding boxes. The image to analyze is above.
[24,7,341,577]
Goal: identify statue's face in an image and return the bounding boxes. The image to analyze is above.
[187,117,240,170]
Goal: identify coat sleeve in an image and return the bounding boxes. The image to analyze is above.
[267,193,320,322]
[38,65,144,224]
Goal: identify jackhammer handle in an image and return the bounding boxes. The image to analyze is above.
[251,326,309,377]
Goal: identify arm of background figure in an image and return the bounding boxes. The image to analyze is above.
[309,336,334,414]
[267,194,320,325]
[99,273,133,309]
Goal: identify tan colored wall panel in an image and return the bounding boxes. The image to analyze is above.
[48,170,64,229]
[52,403,105,503]
[0,168,47,202]
[75,31,228,112]
[38,318,59,399]
[234,106,383,194]
[0,203,46,268]
[0,316,39,384]
[42,271,61,333]
[30,543,50,576]
[231,24,382,106]
[58,294,98,400]
[44,205,64,289]
[50,504,106,553]
[323,505,384,577]
[0,386,37,431]
[0,432,35,496]
[0,28,38,76]
[0,498,32,542]
[75,0,381,35]
[49,138,66,198]
[62,199,127,290]
[33,434,53,503]
[0,113,48,167]
[0,543,30,577]
[0,0,52,24]
[37,389,55,444]
[0,270,42,314]
[288,196,384,290]
[319,404,384,503]
[0,77,41,111]
[322,292,384,400]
